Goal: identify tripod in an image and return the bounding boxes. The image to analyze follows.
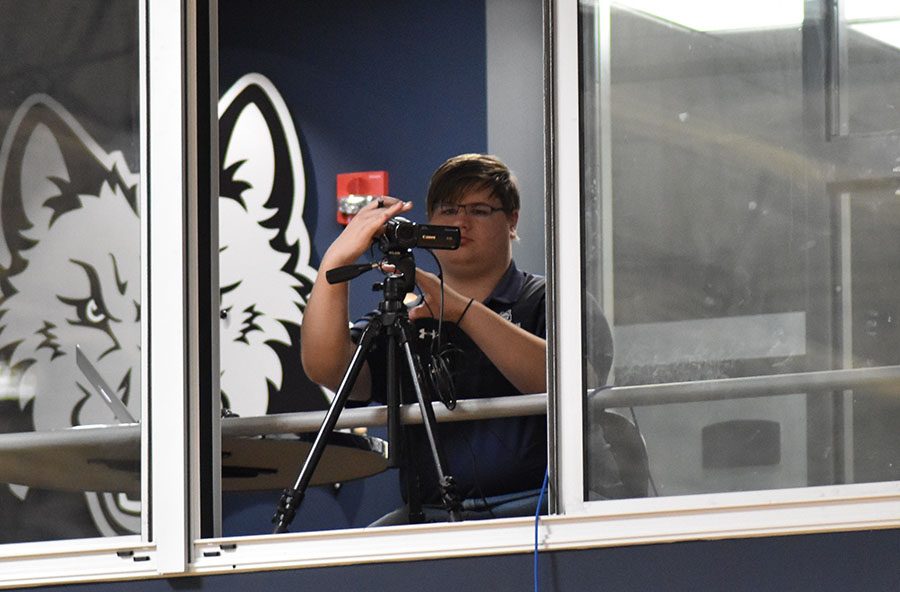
[272,249,462,533]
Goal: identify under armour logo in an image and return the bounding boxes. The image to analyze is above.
[499,309,513,322]
[419,328,438,340]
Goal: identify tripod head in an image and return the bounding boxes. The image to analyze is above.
[323,246,417,305]
[376,248,417,305]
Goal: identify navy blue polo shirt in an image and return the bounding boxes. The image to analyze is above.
[351,261,548,503]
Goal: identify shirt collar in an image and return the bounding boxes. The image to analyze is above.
[486,260,524,306]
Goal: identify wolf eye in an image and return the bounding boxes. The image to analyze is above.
[85,299,106,324]
[59,295,113,329]
[59,259,121,333]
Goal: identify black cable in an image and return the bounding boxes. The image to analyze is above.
[422,249,444,356]
[420,249,458,409]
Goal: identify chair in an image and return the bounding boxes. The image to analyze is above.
[591,410,651,499]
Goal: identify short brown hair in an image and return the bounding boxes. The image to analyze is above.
[425,154,520,215]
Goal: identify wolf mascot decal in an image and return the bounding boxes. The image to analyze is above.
[218,74,324,418]
[0,74,326,539]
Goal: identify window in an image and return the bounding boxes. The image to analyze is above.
[0,0,143,544]
[578,0,900,506]
[0,2,897,587]
[0,0,197,585]
[213,0,547,539]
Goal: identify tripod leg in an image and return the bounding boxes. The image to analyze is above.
[272,318,383,533]
[386,334,402,468]
[404,429,426,524]
[399,336,463,522]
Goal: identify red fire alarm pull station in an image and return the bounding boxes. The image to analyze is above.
[336,170,389,225]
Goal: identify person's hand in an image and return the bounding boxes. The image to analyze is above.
[408,268,473,324]
[321,197,412,268]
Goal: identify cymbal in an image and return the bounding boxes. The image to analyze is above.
[0,422,388,496]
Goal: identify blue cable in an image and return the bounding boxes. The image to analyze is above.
[534,468,549,592]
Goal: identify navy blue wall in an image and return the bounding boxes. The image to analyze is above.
[220,0,487,277]
[32,528,900,591]
[218,0,487,535]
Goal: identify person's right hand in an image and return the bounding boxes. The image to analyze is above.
[321,197,412,267]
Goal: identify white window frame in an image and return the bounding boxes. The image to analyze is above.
[148,0,195,575]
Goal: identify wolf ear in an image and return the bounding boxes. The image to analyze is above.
[218,74,310,264]
[0,95,121,275]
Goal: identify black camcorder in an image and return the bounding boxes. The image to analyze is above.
[380,217,460,251]
[325,217,459,285]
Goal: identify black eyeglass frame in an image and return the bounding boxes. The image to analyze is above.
[431,202,509,218]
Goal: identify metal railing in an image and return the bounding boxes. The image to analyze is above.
[222,365,900,437]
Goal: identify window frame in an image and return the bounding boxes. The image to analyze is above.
[0,0,194,586]
[148,0,196,574]
[187,0,900,576]
[561,0,900,529]
[1,0,899,587]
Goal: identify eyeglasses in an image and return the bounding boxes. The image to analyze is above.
[433,203,506,218]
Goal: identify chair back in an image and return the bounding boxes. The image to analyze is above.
[596,410,650,498]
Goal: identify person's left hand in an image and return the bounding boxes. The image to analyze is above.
[408,268,471,323]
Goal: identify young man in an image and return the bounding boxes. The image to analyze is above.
[302,154,613,522]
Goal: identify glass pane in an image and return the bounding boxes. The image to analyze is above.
[840,187,900,483]
[217,1,547,535]
[845,1,900,134]
[0,1,141,540]
[581,0,900,501]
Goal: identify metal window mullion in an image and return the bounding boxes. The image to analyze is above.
[205,0,222,541]
[596,1,614,331]
[138,0,151,542]
[551,0,587,515]
[148,0,192,574]
[838,192,854,483]
[184,0,222,544]
[826,0,849,137]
